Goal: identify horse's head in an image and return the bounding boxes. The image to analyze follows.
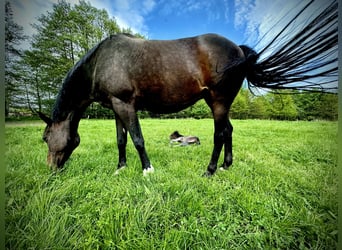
[38,112,80,170]
[170,131,182,140]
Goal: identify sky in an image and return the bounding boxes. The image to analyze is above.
[10,0,332,51]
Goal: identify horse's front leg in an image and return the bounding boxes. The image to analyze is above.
[111,97,154,175]
[115,115,127,169]
[128,116,154,175]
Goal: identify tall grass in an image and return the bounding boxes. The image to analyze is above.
[5,119,338,249]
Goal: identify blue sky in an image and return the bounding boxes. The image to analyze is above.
[11,0,330,50]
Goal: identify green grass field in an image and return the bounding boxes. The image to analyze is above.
[5,119,338,249]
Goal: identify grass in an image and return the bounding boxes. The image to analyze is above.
[5,119,338,249]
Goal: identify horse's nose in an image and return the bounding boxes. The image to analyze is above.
[47,151,63,171]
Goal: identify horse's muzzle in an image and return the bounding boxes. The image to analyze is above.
[47,151,65,171]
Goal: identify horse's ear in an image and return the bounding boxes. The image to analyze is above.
[38,112,52,126]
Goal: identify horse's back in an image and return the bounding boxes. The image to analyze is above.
[96,33,243,73]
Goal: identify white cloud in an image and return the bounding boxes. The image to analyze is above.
[223,0,230,23]
[157,0,230,24]
[143,0,156,14]
[234,0,253,29]
[91,0,157,36]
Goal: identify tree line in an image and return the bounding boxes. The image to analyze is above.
[5,1,338,121]
[136,88,337,121]
[230,89,337,120]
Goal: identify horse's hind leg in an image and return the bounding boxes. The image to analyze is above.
[205,119,225,176]
[115,114,127,169]
[204,106,232,176]
[220,119,233,170]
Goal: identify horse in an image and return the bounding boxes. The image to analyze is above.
[38,0,337,176]
[169,131,200,146]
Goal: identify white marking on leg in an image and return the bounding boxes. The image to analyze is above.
[114,166,126,175]
[143,165,154,176]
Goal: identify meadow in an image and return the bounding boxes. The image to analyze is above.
[5,119,338,249]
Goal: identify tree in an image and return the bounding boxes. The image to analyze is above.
[249,95,271,119]
[293,92,338,120]
[266,92,298,120]
[20,0,124,114]
[5,1,27,116]
[317,94,338,120]
[230,89,250,119]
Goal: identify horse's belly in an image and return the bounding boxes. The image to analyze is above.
[138,100,200,114]
[135,84,205,114]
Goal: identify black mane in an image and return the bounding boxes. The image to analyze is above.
[51,38,107,122]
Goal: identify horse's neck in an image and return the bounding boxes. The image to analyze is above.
[53,95,85,122]
[52,74,92,124]
[54,104,89,135]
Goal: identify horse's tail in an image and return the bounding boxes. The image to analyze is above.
[238,0,337,93]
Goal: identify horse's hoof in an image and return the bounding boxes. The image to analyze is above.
[202,171,214,177]
[114,166,126,175]
[143,165,154,176]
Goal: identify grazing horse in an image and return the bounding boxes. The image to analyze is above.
[170,131,200,146]
[38,1,337,176]
[39,33,244,176]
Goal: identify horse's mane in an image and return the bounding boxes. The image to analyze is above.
[51,37,108,121]
[51,33,142,121]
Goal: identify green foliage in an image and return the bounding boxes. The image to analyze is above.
[5,1,28,116]
[293,93,338,121]
[265,93,298,120]
[25,0,123,114]
[141,89,337,121]
[248,94,270,119]
[5,0,139,116]
[229,89,337,121]
[230,88,250,119]
[144,99,212,119]
[84,103,114,119]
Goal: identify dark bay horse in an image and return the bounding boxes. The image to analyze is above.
[39,33,245,176]
[38,1,337,176]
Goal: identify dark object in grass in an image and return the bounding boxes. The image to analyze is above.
[170,131,200,146]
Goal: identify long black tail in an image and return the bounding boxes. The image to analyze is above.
[239,0,337,93]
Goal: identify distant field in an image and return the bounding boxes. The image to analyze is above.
[5,119,338,249]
